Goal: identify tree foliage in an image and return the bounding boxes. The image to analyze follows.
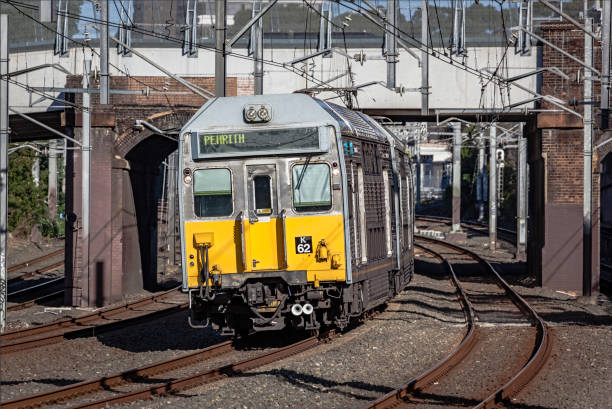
[8,146,46,237]
[8,145,64,238]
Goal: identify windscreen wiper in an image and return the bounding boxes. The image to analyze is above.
[295,155,312,191]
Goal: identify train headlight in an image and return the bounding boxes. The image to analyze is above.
[245,107,258,122]
[257,106,270,122]
[243,104,272,123]
[183,168,192,184]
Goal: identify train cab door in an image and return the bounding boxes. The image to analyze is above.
[244,164,282,271]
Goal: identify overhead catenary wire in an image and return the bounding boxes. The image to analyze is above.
[5,0,182,115]
[4,0,335,93]
[13,1,314,114]
[4,0,501,104]
[336,0,571,118]
[5,0,570,115]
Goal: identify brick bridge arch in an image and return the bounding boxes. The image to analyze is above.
[114,109,194,157]
[114,109,196,292]
[66,108,198,307]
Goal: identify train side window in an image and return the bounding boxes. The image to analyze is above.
[292,163,332,212]
[398,175,403,247]
[193,168,233,217]
[383,168,392,256]
[406,175,413,249]
[351,163,360,263]
[357,164,367,263]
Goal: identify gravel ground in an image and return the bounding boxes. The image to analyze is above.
[419,219,612,409]
[6,236,65,308]
[513,326,612,409]
[108,256,467,409]
[4,284,186,331]
[1,309,226,402]
[7,236,64,270]
[411,327,535,408]
[4,220,610,409]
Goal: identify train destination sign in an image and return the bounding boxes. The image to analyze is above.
[195,127,327,158]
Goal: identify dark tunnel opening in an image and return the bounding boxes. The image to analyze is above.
[601,153,612,272]
[125,134,178,291]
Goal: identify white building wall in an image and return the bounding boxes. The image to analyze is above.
[7,45,538,112]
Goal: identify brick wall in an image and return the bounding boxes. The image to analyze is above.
[65,75,255,146]
[540,22,604,206]
[537,22,604,292]
[541,22,602,115]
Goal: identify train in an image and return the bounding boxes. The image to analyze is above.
[178,93,414,336]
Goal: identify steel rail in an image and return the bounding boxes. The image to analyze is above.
[68,332,334,409]
[6,289,63,312]
[7,276,63,298]
[365,243,478,409]
[1,287,186,353]
[1,340,235,409]
[7,260,64,284]
[418,236,552,408]
[7,248,64,273]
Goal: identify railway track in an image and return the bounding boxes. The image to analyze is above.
[5,250,66,310]
[7,289,64,311]
[365,237,551,409]
[415,215,517,243]
[2,331,334,409]
[1,287,187,354]
[7,276,64,311]
[7,248,65,274]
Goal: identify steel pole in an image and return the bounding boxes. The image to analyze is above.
[82,56,91,291]
[477,132,485,221]
[489,125,497,251]
[100,0,109,104]
[583,17,593,296]
[48,140,58,220]
[451,122,462,233]
[421,0,429,115]
[32,156,40,187]
[517,122,527,256]
[386,0,397,89]
[167,151,177,266]
[416,125,422,207]
[601,0,611,129]
[253,0,263,95]
[0,14,8,332]
[215,0,227,97]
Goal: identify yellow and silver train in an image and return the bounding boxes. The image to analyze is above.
[179,94,414,335]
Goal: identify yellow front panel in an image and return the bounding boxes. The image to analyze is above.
[284,214,345,282]
[184,220,242,288]
[184,214,345,288]
[245,218,281,271]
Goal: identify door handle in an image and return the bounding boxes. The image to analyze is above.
[249,210,259,224]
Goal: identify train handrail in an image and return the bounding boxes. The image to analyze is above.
[239,211,246,270]
[280,208,288,268]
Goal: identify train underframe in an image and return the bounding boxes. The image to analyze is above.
[188,271,406,336]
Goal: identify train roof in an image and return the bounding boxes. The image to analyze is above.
[181,93,390,144]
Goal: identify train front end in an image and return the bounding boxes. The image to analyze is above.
[179,94,349,335]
